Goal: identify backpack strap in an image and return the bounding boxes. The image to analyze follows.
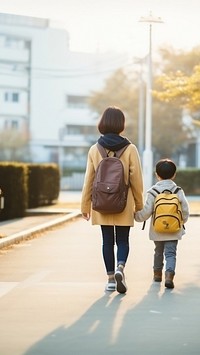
[116,145,130,187]
[97,143,108,158]
[173,186,182,193]
[152,186,182,195]
[151,187,160,195]
[142,221,146,230]
[172,186,185,230]
[142,188,158,230]
[115,145,129,158]
[97,143,129,159]
[141,188,161,230]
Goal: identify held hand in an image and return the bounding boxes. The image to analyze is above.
[82,213,90,221]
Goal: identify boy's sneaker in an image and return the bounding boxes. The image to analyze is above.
[115,268,127,294]
[105,281,116,292]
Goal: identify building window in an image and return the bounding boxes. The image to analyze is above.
[4,119,19,130]
[11,120,18,129]
[4,92,19,102]
[67,125,82,134]
[67,95,88,109]
[5,37,25,49]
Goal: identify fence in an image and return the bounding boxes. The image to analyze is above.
[61,173,85,191]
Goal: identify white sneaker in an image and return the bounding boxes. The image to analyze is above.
[115,268,127,294]
[105,281,116,291]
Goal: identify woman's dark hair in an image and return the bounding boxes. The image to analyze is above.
[156,159,177,179]
[98,107,125,134]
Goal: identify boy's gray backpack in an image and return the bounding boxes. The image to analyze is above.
[92,143,129,214]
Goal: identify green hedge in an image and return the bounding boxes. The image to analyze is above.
[0,164,199,221]
[0,162,28,220]
[175,169,200,195]
[0,162,60,220]
[28,163,60,208]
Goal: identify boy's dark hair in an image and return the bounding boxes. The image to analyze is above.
[156,159,176,179]
[98,106,125,134]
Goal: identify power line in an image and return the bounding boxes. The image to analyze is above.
[0,60,137,79]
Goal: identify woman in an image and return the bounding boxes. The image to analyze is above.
[81,106,143,293]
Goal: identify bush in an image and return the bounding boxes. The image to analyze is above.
[0,162,60,220]
[0,162,28,220]
[27,163,60,208]
[175,169,200,195]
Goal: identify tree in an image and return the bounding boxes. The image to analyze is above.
[152,47,200,142]
[154,64,200,113]
[150,46,199,158]
[88,68,140,142]
[153,46,200,132]
[0,129,30,161]
[88,47,199,159]
[157,45,200,75]
[152,100,188,158]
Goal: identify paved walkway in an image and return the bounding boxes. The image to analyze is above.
[0,192,200,354]
[0,192,199,249]
[0,191,81,249]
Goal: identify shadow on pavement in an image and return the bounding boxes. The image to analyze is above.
[115,283,200,354]
[23,282,200,355]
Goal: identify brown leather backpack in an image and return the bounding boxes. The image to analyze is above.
[92,143,129,214]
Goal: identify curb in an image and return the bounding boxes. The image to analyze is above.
[0,210,81,249]
[0,210,199,250]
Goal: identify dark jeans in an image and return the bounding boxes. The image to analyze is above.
[100,225,130,275]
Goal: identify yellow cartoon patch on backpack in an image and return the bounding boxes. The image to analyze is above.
[152,188,183,233]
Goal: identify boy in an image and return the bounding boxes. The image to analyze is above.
[135,159,189,288]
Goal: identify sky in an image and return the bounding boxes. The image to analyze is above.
[0,0,200,57]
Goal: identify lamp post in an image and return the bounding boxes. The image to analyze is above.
[139,12,163,191]
[133,57,145,157]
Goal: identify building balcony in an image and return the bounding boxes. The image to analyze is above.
[0,47,30,63]
[0,75,29,89]
[0,102,28,116]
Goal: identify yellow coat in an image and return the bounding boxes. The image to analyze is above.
[81,143,144,226]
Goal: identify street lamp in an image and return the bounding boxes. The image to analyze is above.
[139,12,163,191]
[133,56,146,157]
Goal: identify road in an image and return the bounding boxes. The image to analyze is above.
[0,214,200,354]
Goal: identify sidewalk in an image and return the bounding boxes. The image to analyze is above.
[0,207,200,354]
[0,191,199,249]
[0,191,81,249]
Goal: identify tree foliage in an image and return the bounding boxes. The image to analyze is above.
[88,46,199,159]
[152,100,188,158]
[154,46,200,114]
[154,64,200,112]
[157,45,200,75]
[0,129,30,161]
[88,68,140,142]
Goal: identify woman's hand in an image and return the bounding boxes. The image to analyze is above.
[82,213,90,221]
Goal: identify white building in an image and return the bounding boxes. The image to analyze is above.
[0,13,129,187]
